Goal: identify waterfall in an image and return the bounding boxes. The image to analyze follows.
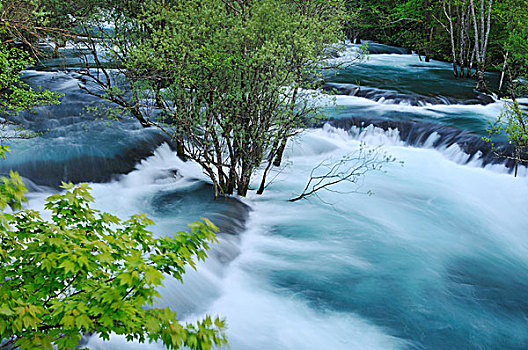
[15,42,528,350]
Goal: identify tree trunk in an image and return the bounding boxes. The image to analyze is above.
[175,138,186,160]
[514,149,519,177]
[53,43,60,58]
[482,0,493,70]
[477,62,488,92]
[132,110,151,128]
[459,0,467,77]
[227,164,237,195]
[256,170,269,195]
[237,174,250,197]
[469,0,481,65]
[469,0,492,92]
[468,45,476,76]
[464,4,473,76]
[478,0,492,94]
[480,0,485,56]
[446,0,459,77]
[273,138,287,167]
[499,51,508,92]
[257,156,275,195]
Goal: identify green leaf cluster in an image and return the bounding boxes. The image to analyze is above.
[0,44,60,115]
[493,0,528,96]
[484,101,528,168]
[0,182,226,349]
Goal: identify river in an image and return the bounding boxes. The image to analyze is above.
[6,42,528,349]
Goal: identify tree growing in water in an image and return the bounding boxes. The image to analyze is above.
[483,0,528,176]
[344,0,517,92]
[0,16,226,349]
[484,101,528,176]
[77,0,347,197]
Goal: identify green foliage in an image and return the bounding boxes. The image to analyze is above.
[0,5,62,139]
[81,0,347,196]
[345,0,440,56]
[0,4,227,348]
[0,0,103,53]
[493,0,528,95]
[346,0,528,90]
[485,101,528,151]
[0,182,226,349]
[0,46,57,140]
[0,44,60,115]
[33,0,102,29]
[500,103,528,151]
[484,101,528,175]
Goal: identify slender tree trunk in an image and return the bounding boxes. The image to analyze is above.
[469,0,492,92]
[469,0,481,66]
[477,62,488,92]
[236,151,252,197]
[515,149,519,177]
[227,160,237,195]
[480,0,485,56]
[273,138,288,167]
[445,0,459,76]
[132,110,151,128]
[237,173,251,197]
[482,0,493,67]
[477,0,493,92]
[175,138,186,160]
[468,44,476,76]
[425,26,434,63]
[256,159,273,195]
[256,139,280,195]
[53,43,60,58]
[499,51,508,92]
[459,0,467,77]
[464,4,473,76]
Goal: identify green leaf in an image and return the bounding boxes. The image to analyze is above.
[0,305,14,316]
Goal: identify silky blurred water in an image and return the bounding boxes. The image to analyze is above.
[12,43,528,349]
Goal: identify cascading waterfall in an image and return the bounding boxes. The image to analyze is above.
[12,43,528,349]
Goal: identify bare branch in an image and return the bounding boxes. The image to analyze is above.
[289,143,399,202]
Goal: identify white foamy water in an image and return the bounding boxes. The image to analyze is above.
[78,122,528,349]
[18,43,528,350]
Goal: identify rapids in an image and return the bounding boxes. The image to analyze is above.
[8,42,528,349]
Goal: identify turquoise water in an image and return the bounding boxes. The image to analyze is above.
[14,44,528,349]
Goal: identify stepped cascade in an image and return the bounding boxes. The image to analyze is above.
[9,43,528,350]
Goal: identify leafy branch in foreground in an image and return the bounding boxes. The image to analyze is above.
[0,182,226,350]
[483,100,528,176]
[290,144,400,202]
